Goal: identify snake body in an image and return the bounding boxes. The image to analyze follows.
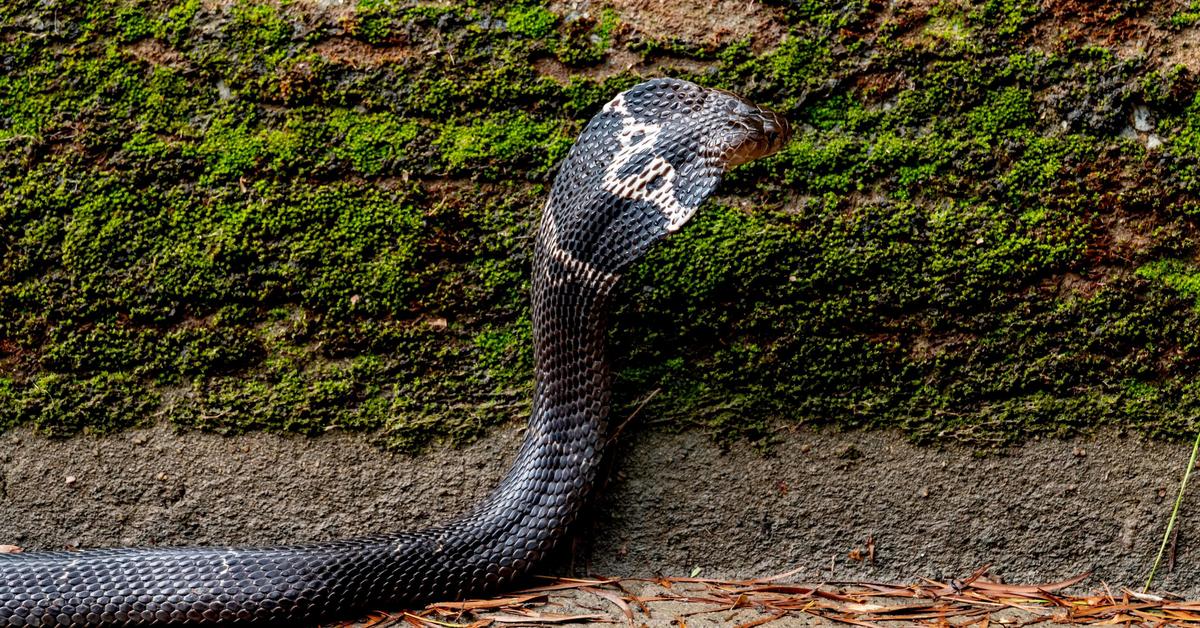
[0,78,789,627]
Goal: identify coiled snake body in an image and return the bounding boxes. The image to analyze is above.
[0,78,789,627]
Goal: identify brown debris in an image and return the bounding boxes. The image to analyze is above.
[1163,27,1200,74]
[124,39,192,70]
[533,49,640,84]
[325,567,1200,627]
[532,52,711,86]
[314,37,417,68]
[550,0,785,53]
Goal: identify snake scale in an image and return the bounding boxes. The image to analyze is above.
[0,78,790,627]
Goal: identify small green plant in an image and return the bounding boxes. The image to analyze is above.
[1168,1,1200,28]
[974,0,1041,35]
[1137,260,1200,311]
[504,4,557,39]
[437,112,571,177]
[555,8,618,65]
[1145,430,1200,591]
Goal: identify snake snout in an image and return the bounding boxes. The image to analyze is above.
[722,106,792,168]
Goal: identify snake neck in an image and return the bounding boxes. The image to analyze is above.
[464,235,621,561]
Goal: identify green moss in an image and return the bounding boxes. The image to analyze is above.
[782,0,872,29]
[766,35,834,103]
[352,0,465,45]
[1,0,1199,451]
[965,87,1035,138]
[924,14,974,53]
[1168,93,1200,158]
[229,1,292,50]
[182,353,386,435]
[504,4,558,39]
[196,109,269,182]
[1138,260,1200,311]
[17,372,159,436]
[114,5,156,42]
[437,112,572,178]
[327,110,420,176]
[1168,1,1200,28]
[472,321,534,390]
[555,8,619,66]
[973,0,1042,35]
[155,0,201,43]
[0,378,17,432]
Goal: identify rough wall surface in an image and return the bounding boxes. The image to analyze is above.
[3,0,1200,447]
[2,426,1196,594]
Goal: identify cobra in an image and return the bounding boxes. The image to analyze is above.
[0,78,790,627]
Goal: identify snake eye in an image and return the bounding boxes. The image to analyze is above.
[761,117,785,142]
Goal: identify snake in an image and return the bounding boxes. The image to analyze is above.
[0,77,790,627]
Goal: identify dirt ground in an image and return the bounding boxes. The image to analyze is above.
[1,425,1196,602]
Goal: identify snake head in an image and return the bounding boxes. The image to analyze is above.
[603,78,791,171]
[540,78,791,277]
[709,88,792,168]
[591,78,792,226]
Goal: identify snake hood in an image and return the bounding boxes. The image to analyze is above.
[542,77,791,277]
[0,78,789,627]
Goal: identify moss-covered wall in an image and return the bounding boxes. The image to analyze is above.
[2,0,1199,450]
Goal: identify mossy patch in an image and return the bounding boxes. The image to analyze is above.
[437,112,572,178]
[1138,259,1200,311]
[1,0,1198,451]
[504,4,558,40]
